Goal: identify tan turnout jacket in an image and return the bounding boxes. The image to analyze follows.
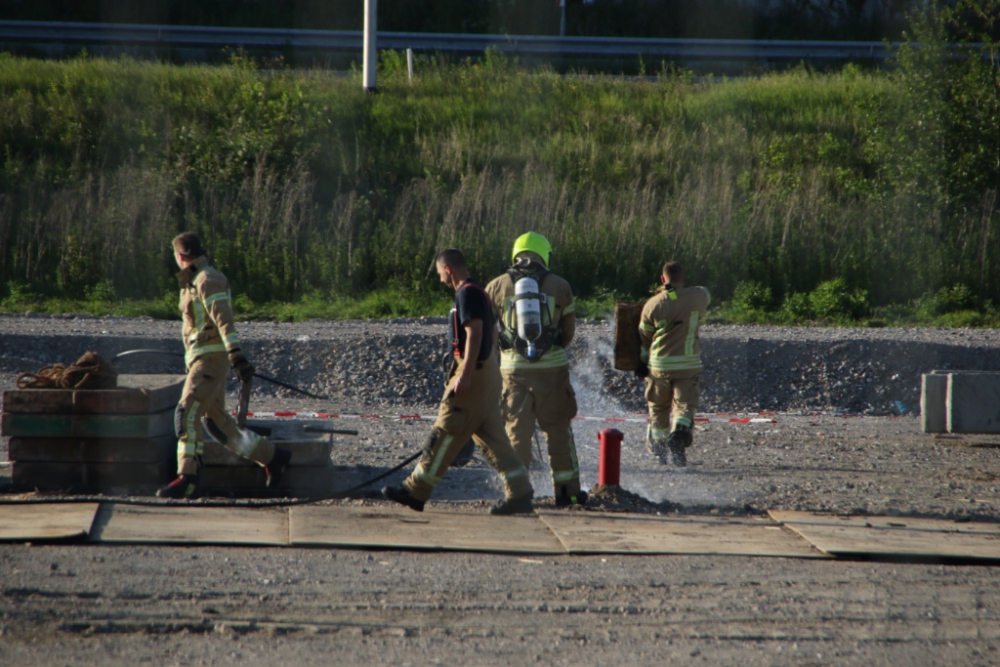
[177,256,242,366]
[639,284,711,373]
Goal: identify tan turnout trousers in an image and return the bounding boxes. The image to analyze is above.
[175,352,275,475]
[501,367,581,497]
[644,368,700,446]
[403,354,532,502]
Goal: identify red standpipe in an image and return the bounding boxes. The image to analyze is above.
[598,428,624,486]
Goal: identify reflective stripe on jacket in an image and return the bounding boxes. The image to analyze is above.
[639,285,710,373]
[177,256,242,366]
[485,270,576,371]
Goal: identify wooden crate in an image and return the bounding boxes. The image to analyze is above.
[12,461,174,492]
[9,434,175,463]
[2,409,176,439]
[613,301,644,371]
[2,375,185,414]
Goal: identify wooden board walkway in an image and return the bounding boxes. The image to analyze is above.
[769,510,1000,561]
[290,505,567,554]
[88,504,289,546]
[1,503,997,561]
[537,511,828,558]
[0,503,99,541]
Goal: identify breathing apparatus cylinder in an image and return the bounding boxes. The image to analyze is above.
[514,276,543,359]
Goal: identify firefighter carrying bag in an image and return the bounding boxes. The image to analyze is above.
[16,351,119,390]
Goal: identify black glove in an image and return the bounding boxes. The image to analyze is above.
[634,360,650,379]
[229,349,255,383]
[498,327,516,351]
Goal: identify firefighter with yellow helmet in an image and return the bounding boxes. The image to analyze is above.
[636,261,710,467]
[485,232,586,506]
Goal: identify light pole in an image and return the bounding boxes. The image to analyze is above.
[363,0,377,92]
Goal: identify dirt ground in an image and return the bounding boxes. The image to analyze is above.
[2,319,1000,665]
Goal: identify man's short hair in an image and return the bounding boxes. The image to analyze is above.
[435,248,466,269]
[172,232,206,258]
[663,261,683,282]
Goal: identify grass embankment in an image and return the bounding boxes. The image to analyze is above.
[0,51,997,325]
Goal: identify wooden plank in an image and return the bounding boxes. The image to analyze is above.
[290,505,567,554]
[2,375,185,414]
[202,439,332,466]
[770,510,1000,561]
[536,511,828,558]
[2,408,175,438]
[9,434,174,463]
[200,465,336,492]
[12,461,172,491]
[89,504,288,546]
[769,510,1000,536]
[0,503,99,542]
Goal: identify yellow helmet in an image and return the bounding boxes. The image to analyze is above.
[511,231,552,267]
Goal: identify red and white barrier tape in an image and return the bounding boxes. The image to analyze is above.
[232,410,778,425]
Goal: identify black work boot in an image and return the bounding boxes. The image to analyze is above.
[157,474,200,499]
[382,485,426,512]
[450,439,476,468]
[646,437,670,465]
[265,447,293,489]
[555,489,588,507]
[667,425,692,467]
[490,492,535,515]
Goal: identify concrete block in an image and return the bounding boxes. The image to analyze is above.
[921,374,948,433]
[947,372,1000,433]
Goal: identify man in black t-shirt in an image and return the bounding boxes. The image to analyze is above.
[383,248,535,515]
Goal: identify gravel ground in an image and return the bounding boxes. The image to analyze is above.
[2,312,999,415]
[2,315,1000,665]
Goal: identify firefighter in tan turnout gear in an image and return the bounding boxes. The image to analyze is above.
[636,262,710,467]
[157,232,292,499]
[382,248,535,515]
[485,232,586,506]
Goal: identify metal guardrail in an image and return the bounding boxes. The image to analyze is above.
[0,20,896,62]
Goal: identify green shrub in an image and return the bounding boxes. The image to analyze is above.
[808,278,869,321]
[779,292,814,323]
[725,281,772,322]
[915,283,981,318]
[85,279,116,304]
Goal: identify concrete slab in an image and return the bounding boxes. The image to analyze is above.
[947,372,1000,433]
[770,510,1000,561]
[290,505,566,554]
[89,504,289,546]
[0,503,99,541]
[921,373,947,433]
[537,511,828,558]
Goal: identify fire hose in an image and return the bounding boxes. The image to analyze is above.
[113,349,329,400]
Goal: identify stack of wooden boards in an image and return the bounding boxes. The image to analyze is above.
[2,374,337,496]
[3,375,183,493]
